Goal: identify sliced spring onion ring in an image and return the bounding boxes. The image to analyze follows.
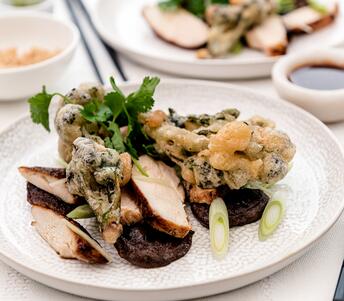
[258,200,285,241]
[209,197,229,259]
[67,204,95,219]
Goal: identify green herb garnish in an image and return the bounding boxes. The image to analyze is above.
[276,0,295,14]
[307,0,328,14]
[28,87,68,132]
[28,76,160,175]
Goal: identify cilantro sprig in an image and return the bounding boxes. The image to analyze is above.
[28,76,160,175]
[28,87,68,132]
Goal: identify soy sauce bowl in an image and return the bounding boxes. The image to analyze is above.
[272,48,344,123]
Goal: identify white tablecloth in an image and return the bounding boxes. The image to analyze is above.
[0,1,343,300]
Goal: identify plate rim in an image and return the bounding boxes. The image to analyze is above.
[92,0,344,68]
[1,79,344,295]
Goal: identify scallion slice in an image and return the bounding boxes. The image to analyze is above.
[258,200,285,241]
[209,197,229,259]
[67,204,95,219]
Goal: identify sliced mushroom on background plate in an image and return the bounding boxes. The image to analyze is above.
[131,155,191,238]
[143,5,209,49]
[31,205,111,264]
[19,166,78,204]
[246,15,288,56]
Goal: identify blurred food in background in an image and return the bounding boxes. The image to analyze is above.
[1,0,43,6]
[0,47,60,68]
[143,0,339,58]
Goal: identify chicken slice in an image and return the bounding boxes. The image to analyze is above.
[131,155,191,238]
[143,5,209,49]
[120,187,142,225]
[246,15,287,56]
[19,167,77,204]
[282,4,338,33]
[27,181,142,227]
[31,205,111,263]
[27,182,75,216]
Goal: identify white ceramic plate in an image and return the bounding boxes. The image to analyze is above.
[93,0,344,79]
[0,80,343,301]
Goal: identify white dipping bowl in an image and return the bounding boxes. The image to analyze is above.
[0,12,79,101]
[0,0,54,13]
[272,48,344,123]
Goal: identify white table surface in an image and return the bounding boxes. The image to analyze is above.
[0,1,343,300]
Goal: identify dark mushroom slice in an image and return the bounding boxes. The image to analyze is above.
[190,188,269,228]
[27,181,142,226]
[27,182,77,216]
[31,205,111,263]
[115,223,193,268]
[143,5,209,49]
[131,155,191,238]
[19,166,78,204]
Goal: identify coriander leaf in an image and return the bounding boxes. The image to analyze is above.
[108,122,126,153]
[104,137,113,149]
[126,76,160,114]
[211,0,228,3]
[96,104,112,122]
[28,86,54,132]
[80,101,98,122]
[124,140,138,159]
[104,92,125,121]
[184,0,205,17]
[159,0,182,10]
[80,100,112,123]
[109,77,125,98]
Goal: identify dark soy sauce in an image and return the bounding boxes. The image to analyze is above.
[289,65,344,90]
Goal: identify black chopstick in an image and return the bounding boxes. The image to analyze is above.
[334,260,344,301]
[64,0,104,85]
[75,0,128,82]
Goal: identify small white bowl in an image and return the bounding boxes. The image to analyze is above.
[272,48,344,123]
[0,0,54,13]
[0,12,79,101]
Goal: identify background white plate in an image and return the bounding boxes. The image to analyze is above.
[0,80,343,301]
[93,0,344,79]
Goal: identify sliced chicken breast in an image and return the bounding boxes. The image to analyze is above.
[27,182,76,216]
[19,167,78,204]
[31,205,111,263]
[143,5,209,49]
[246,15,287,56]
[282,4,338,33]
[121,188,143,225]
[28,181,142,226]
[131,155,191,238]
